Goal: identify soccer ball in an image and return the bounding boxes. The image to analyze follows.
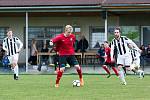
[72,80,80,87]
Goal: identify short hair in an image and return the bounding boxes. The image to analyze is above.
[6,28,13,33]
[65,25,73,32]
[114,27,121,33]
[104,41,108,44]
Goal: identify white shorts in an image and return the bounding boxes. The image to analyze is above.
[8,53,19,64]
[130,58,140,70]
[117,53,132,66]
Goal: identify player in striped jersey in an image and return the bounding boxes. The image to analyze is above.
[3,28,23,80]
[110,27,141,85]
[128,43,144,79]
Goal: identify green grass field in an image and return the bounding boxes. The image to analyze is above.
[0,75,149,100]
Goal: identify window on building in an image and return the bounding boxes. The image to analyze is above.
[27,26,63,51]
[89,26,105,49]
[25,26,81,50]
[73,26,81,39]
[0,27,8,44]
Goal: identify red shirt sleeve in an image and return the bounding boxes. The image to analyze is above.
[51,34,62,43]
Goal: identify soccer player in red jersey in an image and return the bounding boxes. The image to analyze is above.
[102,41,119,78]
[50,25,84,87]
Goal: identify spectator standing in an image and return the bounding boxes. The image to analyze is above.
[146,44,150,58]
[0,44,5,61]
[28,39,38,65]
[140,45,146,66]
[77,35,89,52]
[38,43,49,71]
[74,39,79,52]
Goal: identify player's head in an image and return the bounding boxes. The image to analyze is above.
[65,25,73,36]
[7,28,13,38]
[32,39,37,44]
[114,27,121,39]
[104,41,109,48]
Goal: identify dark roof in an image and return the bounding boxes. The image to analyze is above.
[0,0,150,9]
[101,0,150,9]
[104,0,150,4]
[0,0,103,6]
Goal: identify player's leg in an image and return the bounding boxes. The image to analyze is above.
[111,63,119,77]
[55,56,66,87]
[117,55,126,85]
[135,58,144,78]
[117,65,126,85]
[12,54,19,80]
[102,62,111,78]
[8,56,17,80]
[130,61,144,79]
[138,69,144,79]
[53,55,59,74]
[69,55,84,86]
[122,66,127,76]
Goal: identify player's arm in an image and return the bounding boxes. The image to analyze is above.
[125,37,141,53]
[49,35,61,46]
[2,39,8,52]
[110,40,115,62]
[16,37,23,52]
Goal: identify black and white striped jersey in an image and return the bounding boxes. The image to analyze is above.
[110,36,140,59]
[3,37,23,56]
[130,48,140,61]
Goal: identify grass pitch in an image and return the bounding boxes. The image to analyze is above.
[0,75,149,100]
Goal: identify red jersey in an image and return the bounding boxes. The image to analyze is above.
[51,33,75,56]
[105,47,111,63]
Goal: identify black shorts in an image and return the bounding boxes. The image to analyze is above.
[59,55,79,68]
[104,62,115,67]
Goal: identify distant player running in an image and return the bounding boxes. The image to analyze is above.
[128,43,144,78]
[3,28,23,80]
[102,41,119,78]
[50,25,84,87]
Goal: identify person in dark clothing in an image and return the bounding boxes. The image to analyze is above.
[140,45,146,66]
[74,39,79,52]
[145,44,150,65]
[38,44,49,71]
[146,44,150,58]
[77,35,89,52]
[96,44,105,65]
[41,44,49,60]
[0,44,5,61]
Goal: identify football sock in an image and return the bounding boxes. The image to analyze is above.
[102,65,110,75]
[137,70,142,73]
[56,70,63,84]
[76,66,82,79]
[132,69,136,74]
[14,65,19,77]
[112,67,119,76]
[14,74,16,79]
[122,67,127,75]
[119,69,126,83]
